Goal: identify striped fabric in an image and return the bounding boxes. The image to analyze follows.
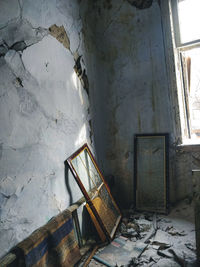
[12,209,81,267]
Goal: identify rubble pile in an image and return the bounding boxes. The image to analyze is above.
[86,200,197,267]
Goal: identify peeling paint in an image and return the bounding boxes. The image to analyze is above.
[74,55,89,95]
[74,55,82,77]
[15,77,23,87]
[49,24,70,50]
[0,0,92,258]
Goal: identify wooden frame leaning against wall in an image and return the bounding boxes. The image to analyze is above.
[67,143,122,242]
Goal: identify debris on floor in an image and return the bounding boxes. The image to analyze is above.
[92,236,147,266]
[77,199,198,266]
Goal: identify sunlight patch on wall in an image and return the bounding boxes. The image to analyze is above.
[72,70,79,90]
[75,124,87,147]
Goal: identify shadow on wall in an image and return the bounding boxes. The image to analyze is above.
[64,161,73,206]
[81,206,99,242]
[64,160,99,243]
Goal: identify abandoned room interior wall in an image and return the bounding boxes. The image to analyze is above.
[160,0,199,203]
[86,0,186,207]
[0,0,93,258]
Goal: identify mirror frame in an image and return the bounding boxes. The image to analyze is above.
[134,133,169,214]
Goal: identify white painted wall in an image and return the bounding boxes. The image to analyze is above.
[0,0,92,257]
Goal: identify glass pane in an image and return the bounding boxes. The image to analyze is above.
[92,184,120,235]
[178,0,200,44]
[136,136,166,212]
[71,148,102,191]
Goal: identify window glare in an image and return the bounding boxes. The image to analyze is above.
[178,0,200,44]
[184,48,200,139]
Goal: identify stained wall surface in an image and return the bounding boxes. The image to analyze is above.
[0,0,93,257]
[85,0,176,207]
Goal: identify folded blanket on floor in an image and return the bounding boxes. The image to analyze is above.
[12,209,81,267]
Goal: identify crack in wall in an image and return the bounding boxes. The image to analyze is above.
[0,17,48,55]
[0,40,27,57]
[4,50,60,129]
[0,0,93,258]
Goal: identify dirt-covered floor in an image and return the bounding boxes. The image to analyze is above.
[78,199,198,266]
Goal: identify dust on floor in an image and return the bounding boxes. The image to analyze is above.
[84,199,198,266]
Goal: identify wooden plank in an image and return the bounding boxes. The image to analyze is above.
[83,245,98,267]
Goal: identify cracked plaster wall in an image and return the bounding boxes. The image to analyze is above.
[0,0,93,258]
[0,0,195,257]
[85,0,183,207]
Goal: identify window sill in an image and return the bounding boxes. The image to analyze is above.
[177,141,200,152]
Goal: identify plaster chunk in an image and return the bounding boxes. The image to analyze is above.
[0,0,20,28]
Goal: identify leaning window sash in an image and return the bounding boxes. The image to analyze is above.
[179,52,191,138]
[177,43,200,139]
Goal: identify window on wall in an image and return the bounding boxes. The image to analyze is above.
[171,0,200,143]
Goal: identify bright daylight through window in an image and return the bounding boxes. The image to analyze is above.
[172,0,200,143]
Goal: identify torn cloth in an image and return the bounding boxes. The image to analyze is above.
[12,209,81,267]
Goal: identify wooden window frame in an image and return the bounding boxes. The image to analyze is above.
[67,144,122,242]
[170,0,200,141]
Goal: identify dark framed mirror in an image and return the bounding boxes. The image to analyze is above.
[134,134,169,214]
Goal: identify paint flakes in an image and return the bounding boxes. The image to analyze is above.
[74,56,89,95]
[49,24,70,50]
